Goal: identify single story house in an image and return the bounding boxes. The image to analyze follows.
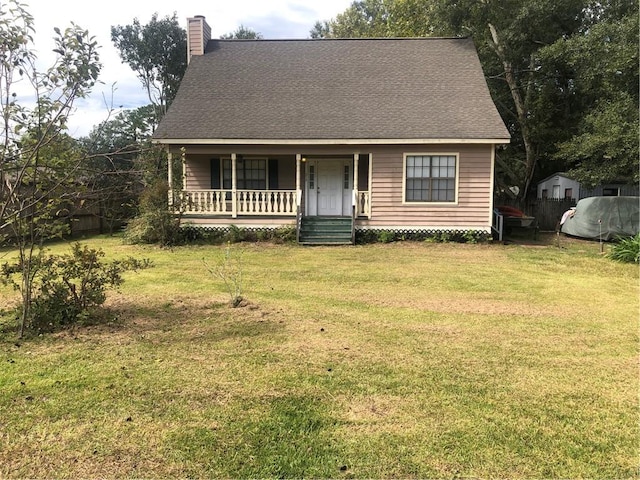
[152,15,510,244]
[537,172,639,201]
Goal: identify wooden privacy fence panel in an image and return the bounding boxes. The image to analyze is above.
[497,198,576,231]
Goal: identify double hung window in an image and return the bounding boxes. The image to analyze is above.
[405,155,456,202]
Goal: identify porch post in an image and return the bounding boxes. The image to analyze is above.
[181,148,187,190]
[353,153,359,213]
[231,153,237,218]
[167,151,173,207]
[367,153,373,219]
[295,154,301,207]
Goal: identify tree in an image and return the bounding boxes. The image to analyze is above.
[81,105,179,246]
[542,2,639,186]
[312,0,638,197]
[0,0,101,336]
[111,13,187,118]
[221,25,263,40]
[79,105,159,232]
[310,0,434,38]
[428,0,594,198]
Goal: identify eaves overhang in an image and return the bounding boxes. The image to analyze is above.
[151,137,511,146]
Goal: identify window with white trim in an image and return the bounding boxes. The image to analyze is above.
[405,155,456,202]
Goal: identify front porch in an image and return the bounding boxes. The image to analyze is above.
[168,152,371,220]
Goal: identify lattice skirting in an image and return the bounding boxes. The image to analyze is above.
[179,224,491,244]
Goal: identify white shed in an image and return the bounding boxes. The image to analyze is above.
[537,173,580,200]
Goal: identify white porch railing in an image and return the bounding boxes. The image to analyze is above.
[176,189,370,218]
[180,190,229,214]
[355,190,371,218]
[237,190,296,215]
[178,189,297,216]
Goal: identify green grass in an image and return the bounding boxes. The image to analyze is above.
[0,235,638,478]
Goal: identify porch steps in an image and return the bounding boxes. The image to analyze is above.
[299,217,353,245]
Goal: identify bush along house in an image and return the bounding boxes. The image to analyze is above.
[152,15,511,244]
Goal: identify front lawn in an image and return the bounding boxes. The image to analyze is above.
[0,236,637,478]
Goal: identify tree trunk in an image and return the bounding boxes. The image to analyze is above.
[488,23,537,198]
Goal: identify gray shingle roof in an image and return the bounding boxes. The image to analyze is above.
[153,37,510,142]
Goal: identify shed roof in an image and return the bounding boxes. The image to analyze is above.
[537,172,577,184]
[153,37,510,143]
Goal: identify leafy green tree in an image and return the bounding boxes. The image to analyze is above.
[313,0,638,196]
[221,25,263,39]
[86,104,157,152]
[110,14,184,227]
[0,0,101,336]
[427,0,591,198]
[311,0,393,37]
[111,13,187,117]
[542,3,639,186]
[310,0,434,38]
[310,20,330,39]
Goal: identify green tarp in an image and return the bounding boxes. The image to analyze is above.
[561,196,640,240]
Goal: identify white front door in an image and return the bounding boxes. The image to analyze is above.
[317,160,343,216]
[306,159,351,216]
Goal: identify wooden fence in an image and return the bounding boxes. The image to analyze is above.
[68,202,126,237]
[496,198,576,231]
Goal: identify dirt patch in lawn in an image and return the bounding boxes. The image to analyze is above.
[47,294,278,345]
[364,292,560,317]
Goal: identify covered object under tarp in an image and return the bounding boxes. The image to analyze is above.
[561,196,640,240]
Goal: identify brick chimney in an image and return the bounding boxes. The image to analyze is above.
[187,15,211,64]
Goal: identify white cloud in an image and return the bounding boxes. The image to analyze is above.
[20,0,352,137]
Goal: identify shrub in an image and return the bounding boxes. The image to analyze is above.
[424,231,453,243]
[273,226,297,244]
[224,225,246,243]
[461,230,489,244]
[1,243,151,333]
[377,230,395,243]
[354,230,375,244]
[123,209,182,246]
[256,230,270,242]
[607,233,640,263]
[218,226,296,245]
[179,227,227,244]
[123,180,182,246]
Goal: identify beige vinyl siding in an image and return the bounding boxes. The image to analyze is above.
[185,156,211,190]
[363,144,493,228]
[184,154,297,190]
[187,17,211,61]
[274,157,296,189]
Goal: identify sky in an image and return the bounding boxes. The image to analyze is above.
[23,0,353,137]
